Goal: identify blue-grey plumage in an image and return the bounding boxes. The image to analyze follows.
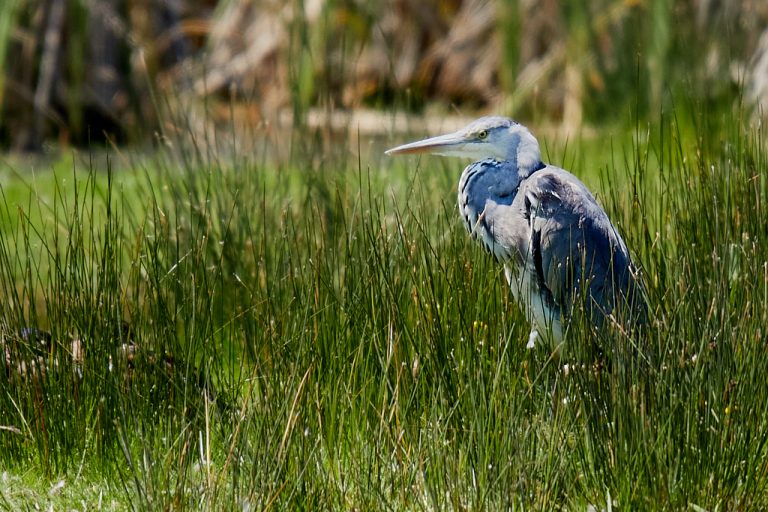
[386,116,646,347]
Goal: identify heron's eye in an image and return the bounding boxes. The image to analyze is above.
[477,130,488,140]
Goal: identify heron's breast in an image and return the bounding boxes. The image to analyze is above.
[458,161,525,263]
[504,262,563,343]
[458,197,517,262]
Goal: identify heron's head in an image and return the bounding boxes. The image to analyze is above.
[386,116,542,172]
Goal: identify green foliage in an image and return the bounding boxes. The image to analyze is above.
[0,0,21,123]
[1,106,768,509]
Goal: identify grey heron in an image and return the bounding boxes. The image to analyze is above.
[386,116,646,347]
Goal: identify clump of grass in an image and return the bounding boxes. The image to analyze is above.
[1,103,768,509]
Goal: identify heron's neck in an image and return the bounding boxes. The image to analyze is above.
[509,132,543,178]
[517,159,545,178]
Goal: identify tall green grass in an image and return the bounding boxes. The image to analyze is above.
[1,105,767,509]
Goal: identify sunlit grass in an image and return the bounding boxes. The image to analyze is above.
[0,108,767,510]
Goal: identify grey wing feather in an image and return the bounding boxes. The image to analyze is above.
[521,167,646,325]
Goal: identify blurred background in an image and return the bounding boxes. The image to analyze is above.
[0,0,767,150]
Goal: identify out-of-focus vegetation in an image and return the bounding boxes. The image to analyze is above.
[1,0,767,149]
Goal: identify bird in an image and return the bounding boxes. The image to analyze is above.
[386,116,646,348]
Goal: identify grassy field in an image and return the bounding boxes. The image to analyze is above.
[0,106,767,510]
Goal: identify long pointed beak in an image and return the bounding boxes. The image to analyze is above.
[385,131,468,156]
